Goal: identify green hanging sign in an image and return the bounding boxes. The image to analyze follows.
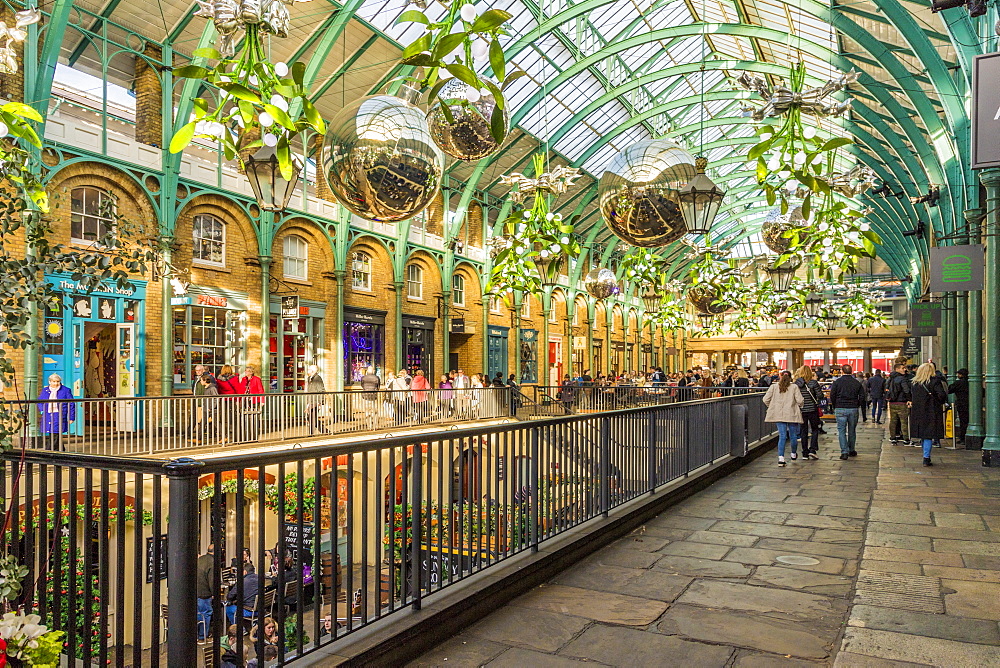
[928,245,985,292]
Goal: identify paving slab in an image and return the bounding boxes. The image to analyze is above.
[684,530,760,547]
[731,650,825,667]
[748,565,853,596]
[784,513,865,530]
[560,623,734,667]
[652,554,753,578]
[861,546,965,567]
[551,562,693,602]
[941,579,1000,620]
[859,559,924,575]
[839,627,1000,667]
[755,537,862,560]
[465,606,590,653]
[847,604,1000,645]
[865,532,933,551]
[933,513,988,530]
[408,635,509,667]
[487,647,601,667]
[657,604,833,660]
[709,520,814,540]
[921,564,1000,582]
[579,545,661,569]
[725,546,848,575]
[510,585,668,626]
[675,579,847,620]
[656,540,731,560]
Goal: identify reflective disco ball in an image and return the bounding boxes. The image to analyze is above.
[322,88,444,222]
[761,206,806,254]
[598,139,697,247]
[688,285,727,314]
[584,268,619,299]
[426,78,507,161]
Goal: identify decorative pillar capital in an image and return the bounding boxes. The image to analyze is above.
[980,168,1000,188]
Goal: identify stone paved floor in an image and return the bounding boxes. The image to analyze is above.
[410,422,1000,667]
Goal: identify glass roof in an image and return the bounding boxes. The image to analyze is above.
[53,0,969,276]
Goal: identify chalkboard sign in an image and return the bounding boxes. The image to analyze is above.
[283,523,314,559]
[419,546,486,588]
[146,534,168,584]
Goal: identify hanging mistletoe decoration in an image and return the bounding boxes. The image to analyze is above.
[397,1,525,146]
[740,63,881,277]
[487,154,582,295]
[169,1,325,180]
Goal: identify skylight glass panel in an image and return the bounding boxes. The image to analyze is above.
[589,0,639,33]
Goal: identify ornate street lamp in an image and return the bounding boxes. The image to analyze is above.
[678,156,726,236]
[804,292,823,318]
[641,285,662,313]
[243,147,302,212]
[822,312,840,331]
[763,254,802,293]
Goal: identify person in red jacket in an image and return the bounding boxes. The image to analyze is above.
[410,369,431,422]
[240,365,266,442]
[215,365,243,444]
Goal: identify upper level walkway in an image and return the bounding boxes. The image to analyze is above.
[411,423,1000,668]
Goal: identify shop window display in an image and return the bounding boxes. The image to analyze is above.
[344,321,384,383]
[173,306,245,386]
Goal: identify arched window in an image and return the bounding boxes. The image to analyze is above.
[352,251,372,291]
[71,187,115,244]
[283,235,308,280]
[452,274,465,306]
[192,214,225,266]
[406,263,423,299]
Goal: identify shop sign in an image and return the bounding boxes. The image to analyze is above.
[611,341,626,351]
[489,327,507,337]
[403,315,435,329]
[196,294,228,308]
[573,336,587,349]
[145,534,168,583]
[928,245,985,292]
[666,347,678,355]
[283,522,314,560]
[54,278,137,298]
[908,303,941,336]
[451,318,465,333]
[901,336,921,357]
[280,295,300,319]
[641,344,653,353]
[972,53,1000,169]
[344,307,386,325]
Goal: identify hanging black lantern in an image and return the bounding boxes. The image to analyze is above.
[678,156,726,236]
[243,147,302,213]
[698,312,716,328]
[763,255,802,292]
[822,313,840,331]
[804,292,823,318]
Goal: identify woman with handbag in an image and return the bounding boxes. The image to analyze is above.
[910,363,948,467]
[763,370,804,467]
[794,366,823,460]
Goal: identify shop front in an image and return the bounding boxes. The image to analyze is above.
[487,326,508,379]
[171,286,248,393]
[612,341,626,375]
[642,343,654,370]
[548,336,563,383]
[269,297,326,393]
[518,329,538,384]
[344,307,386,383]
[592,339,603,376]
[43,273,147,435]
[403,314,435,376]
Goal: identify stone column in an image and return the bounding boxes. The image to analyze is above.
[862,348,873,374]
[965,208,985,449]
[749,350,757,374]
[823,349,831,372]
[981,169,1000,465]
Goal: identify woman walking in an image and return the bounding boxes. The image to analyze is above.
[910,363,948,466]
[794,366,823,459]
[763,369,804,467]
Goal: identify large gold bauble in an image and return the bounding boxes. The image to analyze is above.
[584,268,619,299]
[321,90,444,222]
[426,78,507,161]
[598,139,697,247]
[688,285,726,314]
[761,206,806,254]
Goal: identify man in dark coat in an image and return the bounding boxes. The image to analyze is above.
[886,363,913,445]
[867,369,887,424]
[225,563,261,624]
[829,365,866,459]
[949,368,970,445]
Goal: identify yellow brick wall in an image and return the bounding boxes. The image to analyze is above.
[448,261,484,376]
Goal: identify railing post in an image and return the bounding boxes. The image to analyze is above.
[164,457,204,668]
[647,411,657,495]
[600,417,610,517]
[530,426,540,552]
[410,448,423,610]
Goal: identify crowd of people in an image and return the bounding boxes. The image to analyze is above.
[764,361,960,468]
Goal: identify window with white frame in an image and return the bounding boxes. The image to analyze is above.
[352,252,372,291]
[572,308,580,326]
[452,274,465,306]
[283,235,308,280]
[192,214,225,266]
[521,299,530,317]
[406,263,423,299]
[548,305,558,324]
[490,296,503,314]
[71,187,115,244]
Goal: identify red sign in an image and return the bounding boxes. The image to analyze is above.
[197,294,228,307]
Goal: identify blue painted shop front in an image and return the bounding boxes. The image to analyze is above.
[42,273,147,436]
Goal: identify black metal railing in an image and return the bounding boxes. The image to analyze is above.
[1,393,774,667]
[530,384,764,414]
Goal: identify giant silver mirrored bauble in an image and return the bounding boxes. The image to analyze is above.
[599,139,697,247]
[321,91,444,222]
[426,78,508,161]
[761,206,806,254]
[584,268,619,299]
[688,285,726,314]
